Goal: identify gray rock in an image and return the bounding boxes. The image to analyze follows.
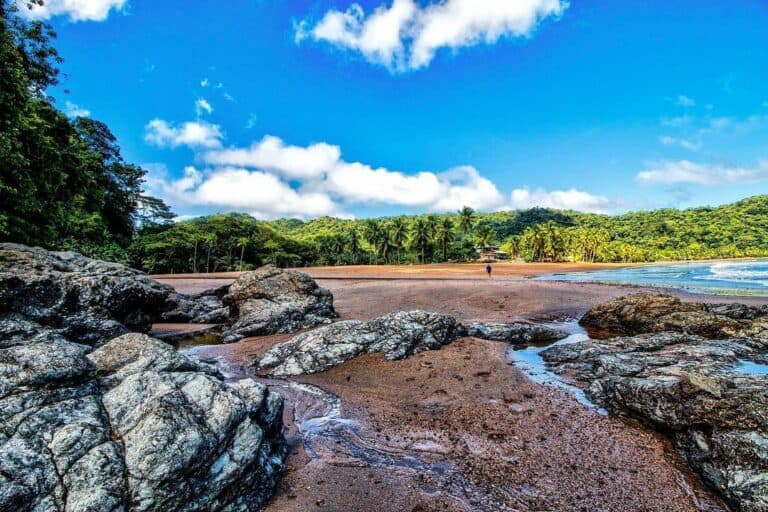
[465,322,567,345]
[580,292,768,340]
[220,265,337,343]
[543,294,768,512]
[161,290,230,324]
[0,318,286,512]
[257,310,463,376]
[0,244,227,346]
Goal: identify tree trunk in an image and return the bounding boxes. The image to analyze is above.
[193,240,198,273]
[239,245,245,270]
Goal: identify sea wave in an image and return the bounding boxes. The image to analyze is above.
[693,261,768,287]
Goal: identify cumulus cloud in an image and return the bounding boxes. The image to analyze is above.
[148,132,620,219]
[296,0,568,71]
[507,188,618,213]
[203,135,341,179]
[144,119,223,149]
[17,0,126,21]
[195,98,213,116]
[63,100,90,118]
[636,160,768,185]
[145,165,348,219]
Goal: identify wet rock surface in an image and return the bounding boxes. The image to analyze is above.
[465,321,567,345]
[544,293,768,512]
[580,292,768,339]
[257,310,463,376]
[0,243,227,346]
[162,285,231,325]
[220,265,337,343]
[0,316,286,512]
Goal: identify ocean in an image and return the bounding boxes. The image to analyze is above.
[536,259,768,296]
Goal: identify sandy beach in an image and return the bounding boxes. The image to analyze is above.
[155,264,768,511]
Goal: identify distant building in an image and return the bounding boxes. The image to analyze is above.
[477,246,509,262]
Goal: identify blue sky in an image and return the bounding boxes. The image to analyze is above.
[27,0,768,219]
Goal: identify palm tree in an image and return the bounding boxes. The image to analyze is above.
[435,217,455,261]
[409,218,432,264]
[363,220,386,264]
[458,206,476,235]
[475,225,495,251]
[346,228,362,264]
[389,217,407,263]
[203,233,217,273]
[236,236,249,270]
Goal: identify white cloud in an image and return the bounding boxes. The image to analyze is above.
[297,0,568,71]
[200,78,209,87]
[195,98,213,116]
[658,135,701,151]
[507,188,617,213]
[676,95,696,107]
[148,132,620,218]
[637,160,768,185]
[144,119,223,149]
[146,165,349,219]
[17,0,126,21]
[63,100,90,118]
[203,135,341,179]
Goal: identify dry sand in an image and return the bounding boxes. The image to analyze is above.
[154,264,768,511]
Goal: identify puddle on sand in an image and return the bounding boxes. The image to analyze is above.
[736,359,768,376]
[505,320,608,415]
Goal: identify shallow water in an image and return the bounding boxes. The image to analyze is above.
[504,321,607,414]
[736,359,768,375]
[537,259,768,296]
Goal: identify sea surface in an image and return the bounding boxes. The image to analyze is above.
[537,259,768,296]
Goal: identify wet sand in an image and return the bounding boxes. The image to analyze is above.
[155,268,768,511]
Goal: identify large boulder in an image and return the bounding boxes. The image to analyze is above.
[0,244,227,346]
[257,310,463,376]
[580,292,768,339]
[220,265,337,343]
[0,315,286,512]
[543,294,768,512]
[161,285,231,325]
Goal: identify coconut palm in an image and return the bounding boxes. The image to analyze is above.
[435,217,455,261]
[236,236,249,270]
[475,225,495,251]
[409,218,432,264]
[458,206,476,235]
[389,217,408,263]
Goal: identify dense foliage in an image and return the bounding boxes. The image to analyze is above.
[129,196,768,273]
[0,1,172,261]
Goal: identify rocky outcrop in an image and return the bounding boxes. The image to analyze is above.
[257,310,463,376]
[220,265,337,343]
[0,315,286,512]
[544,294,768,512]
[162,285,231,325]
[580,292,768,339]
[0,244,229,346]
[465,321,567,345]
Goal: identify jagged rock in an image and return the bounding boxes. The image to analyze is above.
[543,294,768,512]
[220,265,337,343]
[465,322,567,345]
[0,244,227,346]
[162,288,230,324]
[257,310,463,376]
[580,293,768,339]
[0,317,286,512]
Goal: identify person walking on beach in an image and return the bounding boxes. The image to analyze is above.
[486,263,492,278]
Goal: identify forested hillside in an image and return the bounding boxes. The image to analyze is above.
[129,197,768,273]
[0,1,172,261]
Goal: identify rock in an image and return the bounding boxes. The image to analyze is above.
[220,265,337,343]
[257,310,463,376]
[465,322,567,345]
[0,318,286,512]
[543,294,768,512]
[162,289,230,324]
[0,244,227,346]
[579,293,767,339]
